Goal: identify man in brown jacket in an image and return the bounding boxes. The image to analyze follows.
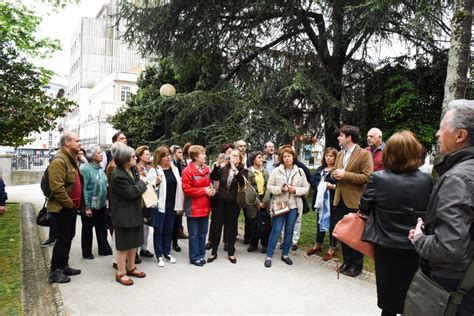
[48,132,84,284]
[332,125,373,277]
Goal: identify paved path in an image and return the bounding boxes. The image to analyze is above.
[9,184,379,315]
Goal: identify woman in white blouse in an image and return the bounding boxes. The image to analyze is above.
[147,146,184,267]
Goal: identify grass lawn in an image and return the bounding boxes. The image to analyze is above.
[0,204,22,315]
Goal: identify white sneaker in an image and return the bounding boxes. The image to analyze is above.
[164,254,176,264]
[157,257,165,267]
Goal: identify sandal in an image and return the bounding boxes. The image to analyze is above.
[126,267,146,278]
[116,273,133,286]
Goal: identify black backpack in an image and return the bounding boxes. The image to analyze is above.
[40,156,68,198]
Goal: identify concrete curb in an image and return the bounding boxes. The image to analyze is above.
[21,203,66,315]
[292,247,376,282]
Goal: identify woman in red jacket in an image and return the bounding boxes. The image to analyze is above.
[181,145,215,266]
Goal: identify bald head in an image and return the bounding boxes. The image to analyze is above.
[60,131,81,155]
[367,128,383,148]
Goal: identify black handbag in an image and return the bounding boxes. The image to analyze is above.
[404,260,474,316]
[36,200,50,227]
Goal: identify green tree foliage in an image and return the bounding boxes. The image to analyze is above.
[108,60,296,155]
[117,0,451,147]
[347,53,447,150]
[0,1,75,147]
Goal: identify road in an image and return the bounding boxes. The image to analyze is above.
[8,184,379,315]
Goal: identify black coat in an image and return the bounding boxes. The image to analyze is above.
[110,166,147,228]
[360,170,433,249]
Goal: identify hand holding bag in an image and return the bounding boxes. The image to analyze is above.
[333,211,374,258]
[142,183,159,208]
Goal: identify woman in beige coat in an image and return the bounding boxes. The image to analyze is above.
[264,146,309,268]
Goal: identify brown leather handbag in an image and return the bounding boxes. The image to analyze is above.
[333,211,374,258]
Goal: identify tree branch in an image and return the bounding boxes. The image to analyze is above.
[224,29,303,80]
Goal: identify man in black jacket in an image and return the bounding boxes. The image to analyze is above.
[409,99,474,314]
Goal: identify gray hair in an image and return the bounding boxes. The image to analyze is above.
[114,146,136,167]
[235,140,246,147]
[110,141,126,158]
[85,144,101,162]
[447,99,474,146]
[60,132,73,147]
[170,145,182,155]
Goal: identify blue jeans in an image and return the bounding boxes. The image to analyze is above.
[153,208,175,258]
[187,216,209,263]
[267,208,298,258]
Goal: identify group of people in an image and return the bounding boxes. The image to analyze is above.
[42,99,473,315]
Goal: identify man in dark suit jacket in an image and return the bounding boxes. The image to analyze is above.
[332,125,373,277]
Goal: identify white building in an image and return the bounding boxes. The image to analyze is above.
[63,0,148,145]
[80,69,140,146]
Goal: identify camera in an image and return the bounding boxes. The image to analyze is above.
[224,155,230,160]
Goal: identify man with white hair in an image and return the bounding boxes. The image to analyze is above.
[366,127,384,171]
[408,100,474,315]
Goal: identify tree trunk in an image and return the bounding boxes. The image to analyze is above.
[442,0,472,116]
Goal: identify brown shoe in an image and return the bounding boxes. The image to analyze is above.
[177,227,188,239]
[126,267,146,278]
[116,273,133,286]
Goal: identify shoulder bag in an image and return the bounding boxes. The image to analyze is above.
[142,183,159,208]
[270,191,291,217]
[332,211,374,258]
[237,175,259,218]
[404,260,474,316]
[37,199,50,227]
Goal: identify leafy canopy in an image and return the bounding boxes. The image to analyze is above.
[0,1,75,147]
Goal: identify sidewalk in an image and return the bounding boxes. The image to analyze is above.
[8,184,379,315]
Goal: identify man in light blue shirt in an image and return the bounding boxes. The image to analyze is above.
[263,141,277,174]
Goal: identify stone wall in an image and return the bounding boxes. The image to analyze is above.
[12,170,44,185]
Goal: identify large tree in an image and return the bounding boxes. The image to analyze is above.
[0,1,74,147]
[442,0,472,114]
[118,0,451,147]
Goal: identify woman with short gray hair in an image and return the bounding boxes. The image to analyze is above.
[80,145,112,259]
[110,145,148,285]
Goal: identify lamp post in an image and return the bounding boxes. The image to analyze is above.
[159,84,176,141]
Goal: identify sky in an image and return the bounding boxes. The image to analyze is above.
[25,0,110,83]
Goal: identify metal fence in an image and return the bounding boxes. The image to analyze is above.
[11,155,49,170]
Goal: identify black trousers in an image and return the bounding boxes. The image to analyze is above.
[249,209,271,247]
[51,208,77,271]
[334,199,364,270]
[315,207,337,248]
[211,198,240,256]
[243,208,251,241]
[81,207,112,257]
[172,213,183,245]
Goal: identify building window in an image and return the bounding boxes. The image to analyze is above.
[120,85,131,103]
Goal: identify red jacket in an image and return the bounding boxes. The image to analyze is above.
[365,144,384,172]
[182,161,211,218]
